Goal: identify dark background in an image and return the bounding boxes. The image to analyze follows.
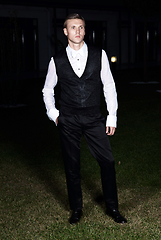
[0,0,161,107]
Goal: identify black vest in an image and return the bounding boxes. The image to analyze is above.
[54,45,102,115]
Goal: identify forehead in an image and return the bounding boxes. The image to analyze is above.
[66,19,85,27]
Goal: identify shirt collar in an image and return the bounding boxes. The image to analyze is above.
[66,42,87,58]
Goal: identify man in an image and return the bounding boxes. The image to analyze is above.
[42,13,127,224]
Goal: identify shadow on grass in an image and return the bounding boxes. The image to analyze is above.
[0,105,70,211]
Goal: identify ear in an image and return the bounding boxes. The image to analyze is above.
[63,28,68,36]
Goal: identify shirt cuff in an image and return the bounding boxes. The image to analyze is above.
[106,115,117,128]
[47,108,59,125]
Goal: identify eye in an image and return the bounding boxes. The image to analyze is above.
[71,26,75,29]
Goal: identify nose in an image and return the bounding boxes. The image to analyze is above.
[76,27,80,34]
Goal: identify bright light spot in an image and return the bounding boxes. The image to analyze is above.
[111,56,117,63]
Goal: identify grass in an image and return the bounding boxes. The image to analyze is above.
[0,77,161,239]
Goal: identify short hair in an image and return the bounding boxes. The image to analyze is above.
[63,13,85,28]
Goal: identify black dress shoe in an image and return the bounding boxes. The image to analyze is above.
[107,208,127,224]
[69,210,82,224]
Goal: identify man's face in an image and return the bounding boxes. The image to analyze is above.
[63,19,85,47]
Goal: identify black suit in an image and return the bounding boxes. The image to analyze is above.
[55,46,118,211]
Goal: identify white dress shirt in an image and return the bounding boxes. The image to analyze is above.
[42,42,118,127]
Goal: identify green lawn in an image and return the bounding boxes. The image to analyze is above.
[0,82,161,239]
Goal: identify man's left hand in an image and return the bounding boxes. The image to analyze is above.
[106,126,116,136]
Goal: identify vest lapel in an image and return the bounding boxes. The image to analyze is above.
[65,49,90,79]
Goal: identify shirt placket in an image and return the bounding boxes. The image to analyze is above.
[76,53,81,77]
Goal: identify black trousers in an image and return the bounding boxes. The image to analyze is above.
[58,112,118,211]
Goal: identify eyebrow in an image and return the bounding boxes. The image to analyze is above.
[70,24,84,27]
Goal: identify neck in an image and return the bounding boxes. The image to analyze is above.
[68,41,84,51]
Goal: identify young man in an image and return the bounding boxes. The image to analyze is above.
[42,13,127,224]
